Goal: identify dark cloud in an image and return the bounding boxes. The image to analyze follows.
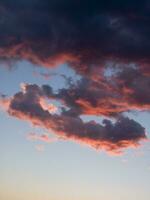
[0,83,146,154]
[40,71,150,116]
[114,67,150,108]
[0,0,150,71]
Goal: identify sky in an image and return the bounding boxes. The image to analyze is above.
[0,1,150,200]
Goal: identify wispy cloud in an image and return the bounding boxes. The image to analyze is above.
[27,132,58,143]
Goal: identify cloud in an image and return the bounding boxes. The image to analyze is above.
[0,0,150,73]
[41,72,150,117]
[114,66,150,109]
[0,83,146,155]
[27,132,58,143]
[0,1,149,155]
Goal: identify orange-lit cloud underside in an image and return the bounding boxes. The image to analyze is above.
[0,83,147,155]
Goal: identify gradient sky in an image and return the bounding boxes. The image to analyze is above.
[0,1,150,200]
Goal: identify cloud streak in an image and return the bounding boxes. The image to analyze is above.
[27,132,58,143]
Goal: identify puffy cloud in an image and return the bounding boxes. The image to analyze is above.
[43,73,150,116]
[0,84,146,154]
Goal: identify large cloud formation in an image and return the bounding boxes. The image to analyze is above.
[0,0,150,70]
[0,84,146,154]
[0,0,149,154]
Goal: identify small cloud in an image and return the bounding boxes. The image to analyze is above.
[27,132,58,143]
